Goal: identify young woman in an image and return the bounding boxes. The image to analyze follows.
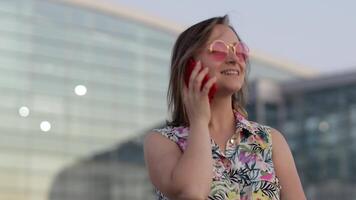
[144,15,306,200]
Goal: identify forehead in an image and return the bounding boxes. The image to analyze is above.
[208,24,239,44]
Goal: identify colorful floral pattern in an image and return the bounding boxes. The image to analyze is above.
[153,111,281,200]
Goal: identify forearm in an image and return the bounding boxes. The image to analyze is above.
[171,122,213,199]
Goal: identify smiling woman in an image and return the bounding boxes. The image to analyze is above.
[144,15,306,200]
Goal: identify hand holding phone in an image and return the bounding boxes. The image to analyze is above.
[184,58,217,102]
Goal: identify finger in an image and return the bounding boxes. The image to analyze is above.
[201,76,217,96]
[193,67,209,93]
[188,60,202,91]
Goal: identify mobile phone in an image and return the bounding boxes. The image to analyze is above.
[184,58,217,102]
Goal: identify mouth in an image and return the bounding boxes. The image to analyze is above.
[220,69,240,76]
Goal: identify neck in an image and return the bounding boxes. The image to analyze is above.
[209,95,235,133]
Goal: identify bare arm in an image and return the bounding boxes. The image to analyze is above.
[144,61,216,199]
[271,128,306,200]
[144,124,213,200]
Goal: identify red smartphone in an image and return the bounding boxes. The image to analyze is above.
[184,58,217,102]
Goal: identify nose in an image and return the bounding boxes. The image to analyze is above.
[225,58,237,65]
[225,46,238,65]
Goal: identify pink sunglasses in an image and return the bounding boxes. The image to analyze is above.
[208,40,249,62]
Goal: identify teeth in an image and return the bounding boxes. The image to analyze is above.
[221,69,239,75]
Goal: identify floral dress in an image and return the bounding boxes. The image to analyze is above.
[153,110,281,200]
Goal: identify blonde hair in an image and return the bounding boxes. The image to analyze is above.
[166,15,249,127]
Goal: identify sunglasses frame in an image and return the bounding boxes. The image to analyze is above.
[208,39,249,62]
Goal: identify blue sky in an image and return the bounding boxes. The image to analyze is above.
[105,0,356,74]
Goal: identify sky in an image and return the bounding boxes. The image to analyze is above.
[105,0,356,74]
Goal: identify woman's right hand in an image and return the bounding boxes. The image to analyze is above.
[182,60,217,126]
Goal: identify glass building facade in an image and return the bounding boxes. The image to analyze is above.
[280,72,356,200]
[245,71,356,200]
[0,0,321,200]
[0,0,174,199]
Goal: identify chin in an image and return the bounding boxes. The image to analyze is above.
[216,78,244,92]
[221,81,243,89]
[217,85,243,96]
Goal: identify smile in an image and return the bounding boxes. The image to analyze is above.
[220,69,239,75]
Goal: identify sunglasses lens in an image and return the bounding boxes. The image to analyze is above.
[210,41,228,60]
[235,42,249,62]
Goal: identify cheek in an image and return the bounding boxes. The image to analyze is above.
[240,68,246,78]
[201,62,220,76]
[210,67,222,79]
[240,63,247,74]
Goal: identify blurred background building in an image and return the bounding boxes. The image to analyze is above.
[0,0,355,200]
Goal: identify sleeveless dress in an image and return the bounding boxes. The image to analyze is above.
[152,110,281,200]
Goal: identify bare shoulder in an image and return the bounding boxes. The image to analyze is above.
[144,130,169,147]
[268,128,307,199]
[143,130,182,163]
[144,130,181,152]
[268,127,294,164]
[269,128,289,149]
